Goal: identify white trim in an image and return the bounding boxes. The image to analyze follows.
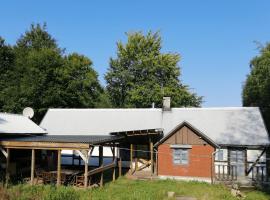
[170,144,192,149]
[75,149,91,164]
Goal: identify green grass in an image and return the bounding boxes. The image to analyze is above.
[0,178,269,200]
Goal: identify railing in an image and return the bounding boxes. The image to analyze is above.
[215,164,237,181]
[250,165,268,182]
[215,162,269,183]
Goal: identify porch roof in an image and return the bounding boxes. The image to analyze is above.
[0,135,124,150]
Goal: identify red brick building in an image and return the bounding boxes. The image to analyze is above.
[156,122,218,181]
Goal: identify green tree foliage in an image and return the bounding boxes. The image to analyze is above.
[0,24,106,122]
[105,31,202,108]
[243,43,270,130]
[0,37,15,109]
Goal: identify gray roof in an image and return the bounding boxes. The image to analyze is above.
[40,109,161,135]
[0,113,46,135]
[0,135,123,145]
[40,107,270,146]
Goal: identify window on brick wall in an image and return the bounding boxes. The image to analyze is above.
[173,149,189,165]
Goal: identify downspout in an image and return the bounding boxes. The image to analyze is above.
[211,148,221,184]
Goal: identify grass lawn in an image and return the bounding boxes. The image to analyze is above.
[0,178,269,200]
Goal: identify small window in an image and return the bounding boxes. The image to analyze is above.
[217,150,223,161]
[173,149,189,165]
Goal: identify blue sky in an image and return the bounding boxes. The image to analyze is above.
[1,1,270,107]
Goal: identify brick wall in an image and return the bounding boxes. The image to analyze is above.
[158,144,214,178]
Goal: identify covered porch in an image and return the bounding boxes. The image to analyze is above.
[213,145,270,185]
[0,135,124,188]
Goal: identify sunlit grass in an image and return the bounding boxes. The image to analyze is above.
[0,177,269,200]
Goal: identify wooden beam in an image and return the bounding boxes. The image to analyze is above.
[135,145,138,171]
[99,146,103,167]
[30,149,35,185]
[0,141,90,150]
[5,148,10,186]
[88,163,116,176]
[244,149,248,176]
[0,147,7,158]
[99,146,104,187]
[56,150,61,187]
[84,157,88,188]
[130,144,133,174]
[267,147,270,182]
[227,149,231,175]
[150,138,154,175]
[112,146,116,181]
[118,158,122,176]
[247,148,266,175]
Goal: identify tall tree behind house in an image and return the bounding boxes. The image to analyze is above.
[243,43,270,131]
[0,24,106,122]
[105,31,202,108]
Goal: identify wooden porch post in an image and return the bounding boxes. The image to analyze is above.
[30,149,35,185]
[150,138,154,176]
[56,150,61,187]
[99,146,104,187]
[267,147,270,181]
[118,157,122,177]
[117,145,122,177]
[227,149,231,176]
[84,153,89,188]
[135,145,138,171]
[112,146,116,181]
[5,148,10,186]
[130,144,133,174]
[244,149,248,176]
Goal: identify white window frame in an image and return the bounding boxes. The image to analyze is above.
[173,148,189,165]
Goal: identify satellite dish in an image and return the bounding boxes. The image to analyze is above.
[23,107,34,119]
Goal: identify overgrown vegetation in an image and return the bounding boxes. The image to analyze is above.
[0,178,269,200]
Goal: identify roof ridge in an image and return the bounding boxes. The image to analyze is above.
[171,107,258,110]
[48,108,162,111]
[47,107,258,112]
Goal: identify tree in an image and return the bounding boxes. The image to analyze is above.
[0,24,105,122]
[243,43,270,130]
[0,38,15,109]
[105,31,202,108]
[58,53,103,108]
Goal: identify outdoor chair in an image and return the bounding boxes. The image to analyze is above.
[60,173,67,185]
[75,175,85,187]
[42,172,55,184]
[35,168,44,184]
[74,174,92,187]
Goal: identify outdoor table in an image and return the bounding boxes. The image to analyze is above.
[48,169,82,185]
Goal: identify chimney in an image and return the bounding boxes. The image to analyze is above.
[163,97,171,111]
